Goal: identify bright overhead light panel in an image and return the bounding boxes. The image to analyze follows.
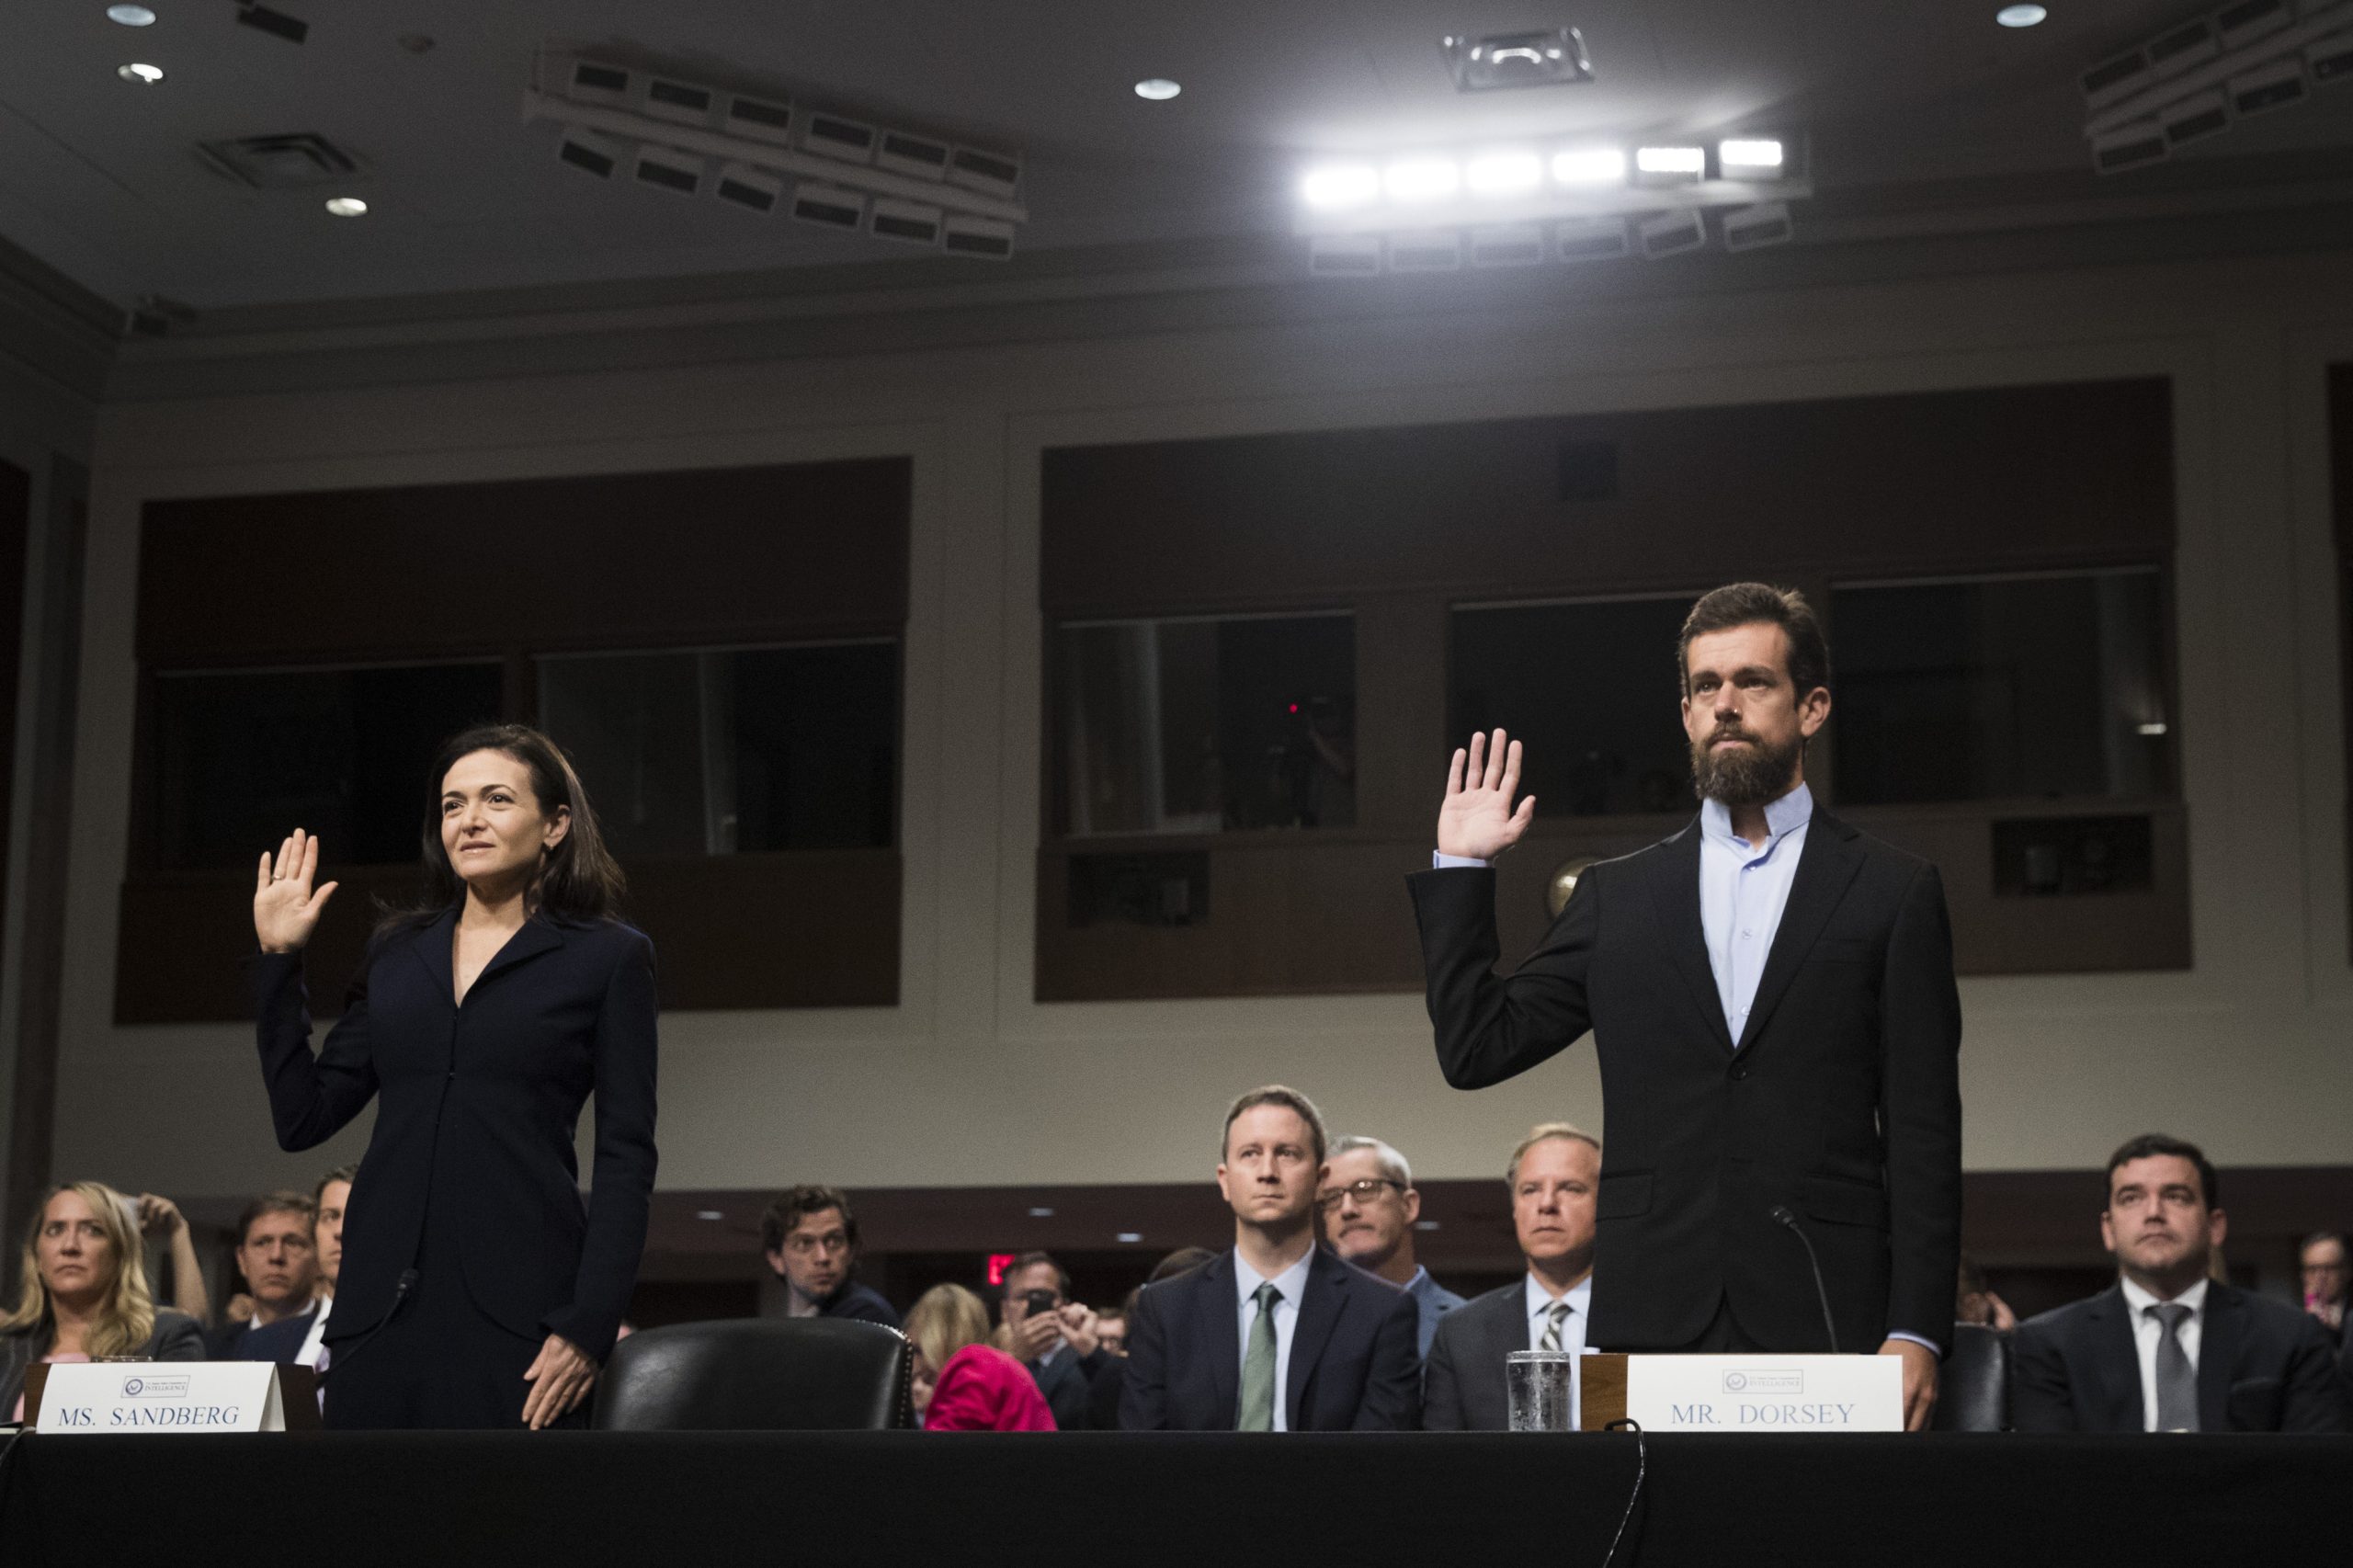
[323,196,368,217]
[1301,164,1380,210]
[107,6,157,25]
[1441,28,1594,91]
[1995,5,2047,27]
[117,62,165,84]
[1134,78,1181,100]
[1465,150,1543,196]
[1632,145,1706,185]
[1551,147,1626,185]
[1383,156,1461,202]
[1718,139,1784,176]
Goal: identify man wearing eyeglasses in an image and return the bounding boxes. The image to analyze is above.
[760,1186,901,1329]
[1320,1136,1464,1358]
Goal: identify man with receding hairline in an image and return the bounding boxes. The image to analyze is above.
[1120,1085,1420,1430]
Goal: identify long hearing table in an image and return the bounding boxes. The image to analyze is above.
[2,1429,2345,1565]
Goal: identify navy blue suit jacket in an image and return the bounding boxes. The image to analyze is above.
[1119,1248,1421,1430]
[249,909,659,1362]
[206,1306,317,1362]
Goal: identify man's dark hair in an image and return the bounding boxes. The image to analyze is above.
[2105,1133,2221,1210]
[1676,583,1831,700]
[313,1165,357,1209]
[2300,1231,2348,1259]
[1001,1250,1070,1300]
[1147,1246,1218,1285]
[235,1191,314,1246]
[761,1185,859,1255]
[1222,1084,1329,1166]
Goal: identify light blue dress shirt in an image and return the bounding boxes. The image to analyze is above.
[1233,1248,1315,1432]
[1699,781,1813,1047]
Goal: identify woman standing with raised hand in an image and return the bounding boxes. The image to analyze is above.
[250,724,657,1430]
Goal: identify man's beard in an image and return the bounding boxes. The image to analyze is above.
[1689,722,1802,807]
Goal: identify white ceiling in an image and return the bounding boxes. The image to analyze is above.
[3,0,2351,312]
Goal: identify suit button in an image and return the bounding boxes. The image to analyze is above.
[1730,1065,1748,1080]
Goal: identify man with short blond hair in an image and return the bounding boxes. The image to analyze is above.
[206,1192,321,1360]
[1121,1085,1419,1430]
[1321,1134,1463,1358]
[1425,1123,1602,1430]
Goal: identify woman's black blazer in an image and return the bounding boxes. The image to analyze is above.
[249,909,658,1361]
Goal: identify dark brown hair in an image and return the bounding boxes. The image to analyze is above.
[313,1165,357,1208]
[1222,1085,1329,1166]
[2106,1132,2221,1210]
[1000,1250,1070,1301]
[234,1190,314,1247]
[377,723,625,937]
[761,1185,859,1256]
[1677,583,1831,700]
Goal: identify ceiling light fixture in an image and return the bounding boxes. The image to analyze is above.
[1116,1232,1143,1244]
[696,1210,725,1221]
[323,196,367,216]
[1027,1207,1055,1218]
[1301,163,1380,210]
[1718,138,1785,175]
[1465,149,1543,196]
[1442,28,1594,91]
[107,5,157,25]
[1551,146,1626,184]
[1133,78,1181,100]
[1634,144,1706,176]
[117,62,165,83]
[1996,5,2048,27]
[1383,156,1461,202]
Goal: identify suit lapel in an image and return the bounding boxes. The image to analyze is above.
[1643,823,1735,1055]
[1202,1253,1241,1426]
[474,916,565,994]
[2086,1286,2144,1431]
[1286,1251,1346,1426]
[405,908,460,1007]
[2196,1284,2241,1433]
[1477,1286,1528,1427]
[1735,809,1866,1053]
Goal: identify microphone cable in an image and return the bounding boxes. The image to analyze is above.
[316,1267,417,1387]
[1768,1205,1840,1354]
[1599,1418,1647,1568]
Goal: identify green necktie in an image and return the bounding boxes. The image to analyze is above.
[1237,1281,1280,1431]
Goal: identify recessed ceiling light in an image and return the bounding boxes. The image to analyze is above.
[695,1209,724,1221]
[1414,1220,1442,1232]
[107,5,157,25]
[1134,78,1181,100]
[1996,5,2048,27]
[117,62,165,84]
[1384,156,1461,203]
[1116,1231,1143,1244]
[1552,147,1626,185]
[1027,1206,1055,1218]
[1466,149,1543,197]
[1300,163,1380,210]
[324,196,368,217]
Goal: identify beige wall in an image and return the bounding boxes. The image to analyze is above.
[41,244,2353,1205]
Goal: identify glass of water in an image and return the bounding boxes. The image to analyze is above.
[1506,1349,1577,1432]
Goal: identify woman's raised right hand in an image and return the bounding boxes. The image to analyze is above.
[254,829,338,954]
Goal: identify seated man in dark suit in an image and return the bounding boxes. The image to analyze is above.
[2013,1133,2348,1433]
[761,1186,901,1328]
[1426,1122,1599,1430]
[998,1250,1110,1430]
[205,1191,320,1360]
[1121,1085,1420,1430]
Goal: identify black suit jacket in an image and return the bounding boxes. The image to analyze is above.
[1422,1281,1529,1432]
[1028,1343,1109,1431]
[1119,1248,1421,1430]
[205,1306,317,1362]
[2011,1281,2351,1433]
[818,1280,903,1330]
[249,910,659,1362]
[1409,808,1962,1354]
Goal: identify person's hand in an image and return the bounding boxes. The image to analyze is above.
[1011,1310,1063,1363]
[1056,1301,1102,1358]
[1437,730,1535,860]
[134,1193,187,1237]
[1880,1338,1938,1432]
[254,829,339,954]
[521,1333,597,1430]
[1984,1290,2017,1333]
[225,1293,255,1325]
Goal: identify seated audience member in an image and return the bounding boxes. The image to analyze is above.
[906,1283,1055,1432]
[761,1186,901,1328]
[1956,1254,2017,1331]
[131,1192,212,1325]
[1425,1123,1599,1431]
[1120,1085,1420,1431]
[1097,1308,1129,1357]
[3,1183,204,1421]
[2301,1232,2347,1339]
[1321,1135,1464,1358]
[1000,1251,1108,1430]
[2012,1134,2348,1433]
[295,1165,355,1370]
[206,1192,320,1361]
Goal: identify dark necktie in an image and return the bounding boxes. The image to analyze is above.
[1538,1301,1572,1352]
[1237,1282,1279,1432]
[2148,1301,2198,1432]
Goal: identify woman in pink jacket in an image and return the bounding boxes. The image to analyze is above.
[904,1283,1054,1432]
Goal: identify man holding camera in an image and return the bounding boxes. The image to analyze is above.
[1000,1251,1108,1430]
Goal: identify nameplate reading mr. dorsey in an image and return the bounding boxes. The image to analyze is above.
[1620,1354,1904,1433]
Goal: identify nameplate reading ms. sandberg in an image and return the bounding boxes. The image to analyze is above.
[32,1361,313,1434]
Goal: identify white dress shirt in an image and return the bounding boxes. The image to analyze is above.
[1233,1248,1315,1432]
[2120,1275,2207,1432]
[295,1292,333,1369]
[1526,1274,1595,1429]
[1698,782,1813,1046]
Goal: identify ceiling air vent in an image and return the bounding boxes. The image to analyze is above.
[196,132,361,189]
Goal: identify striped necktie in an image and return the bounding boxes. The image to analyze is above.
[1539,1300,1572,1352]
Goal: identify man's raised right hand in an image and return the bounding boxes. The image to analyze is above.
[1436,729,1536,861]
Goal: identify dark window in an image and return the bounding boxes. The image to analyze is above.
[1053,614,1355,835]
[1830,568,2171,806]
[536,642,898,856]
[1450,597,1697,817]
[149,663,504,869]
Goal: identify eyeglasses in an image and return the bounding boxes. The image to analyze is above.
[1315,1178,1405,1211]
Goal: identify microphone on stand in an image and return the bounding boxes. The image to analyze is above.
[1768,1206,1840,1354]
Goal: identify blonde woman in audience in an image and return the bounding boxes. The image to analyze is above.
[904,1283,1055,1432]
[2,1182,204,1422]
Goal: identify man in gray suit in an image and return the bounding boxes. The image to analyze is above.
[1425,1123,1600,1430]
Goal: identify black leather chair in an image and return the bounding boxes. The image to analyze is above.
[1929,1322,2011,1432]
[592,1318,914,1431]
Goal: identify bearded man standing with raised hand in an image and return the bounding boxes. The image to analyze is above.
[1407,583,1962,1430]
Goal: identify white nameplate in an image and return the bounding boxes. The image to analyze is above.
[1621,1354,1903,1433]
[35,1362,300,1435]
